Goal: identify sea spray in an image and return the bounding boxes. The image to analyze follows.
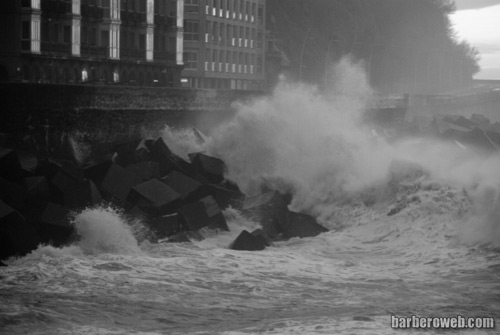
[198,57,500,247]
[157,125,206,161]
[71,206,141,255]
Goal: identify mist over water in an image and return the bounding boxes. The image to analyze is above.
[200,57,500,247]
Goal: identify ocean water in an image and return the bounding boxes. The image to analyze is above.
[1,59,499,334]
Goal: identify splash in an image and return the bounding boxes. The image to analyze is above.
[203,57,500,247]
[157,125,206,160]
[71,206,141,255]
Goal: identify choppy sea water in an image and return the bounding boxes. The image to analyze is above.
[2,60,500,334]
[1,181,499,335]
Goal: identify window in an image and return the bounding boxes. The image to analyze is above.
[21,16,40,53]
[91,27,97,45]
[101,30,109,47]
[185,0,199,13]
[71,19,80,56]
[139,34,145,50]
[184,51,198,69]
[184,20,199,41]
[72,0,81,15]
[146,28,154,61]
[64,25,71,43]
[82,68,88,82]
[111,0,119,19]
[146,0,154,24]
[109,24,120,59]
[21,21,30,51]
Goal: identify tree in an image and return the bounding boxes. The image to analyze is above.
[266,0,480,93]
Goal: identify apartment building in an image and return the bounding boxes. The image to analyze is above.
[182,0,265,90]
[0,0,184,86]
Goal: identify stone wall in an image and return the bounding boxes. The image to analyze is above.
[0,83,262,158]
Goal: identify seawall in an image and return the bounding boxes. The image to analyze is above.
[0,83,263,156]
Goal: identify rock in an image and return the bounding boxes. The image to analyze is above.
[38,202,72,246]
[283,212,328,239]
[128,178,181,216]
[152,137,193,176]
[188,152,226,184]
[251,228,271,246]
[83,157,113,187]
[112,139,142,167]
[63,179,102,209]
[50,161,85,195]
[24,176,52,201]
[231,230,267,251]
[0,147,22,181]
[0,177,26,210]
[388,159,426,183]
[178,195,229,231]
[161,170,207,203]
[241,191,289,239]
[126,161,161,183]
[205,184,244,210]
[167,230,204,243]
[0,260,6,266]
[460,127,498,152]
[100,164,141,203]
[0,200,39,260]
[134,139,152,163]
[147,213,182,239]
[192,127,209,144]
[17,150,38,175]
[470,114,491,128]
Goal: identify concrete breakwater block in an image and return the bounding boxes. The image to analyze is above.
[203,183,244,210]
[284,212,328,239]
[63,179,102,209]
[241,191,289,239]
[0,134,333,259]
[100,164,141,203]
[0,177,27,211]
[112,139,143,167]
[161,170,207,203]
[24,176,52,201]
[231,230,267,251]
[83,158,113,187]
[0,200,39,259]
[178,195,228,232]
[188,152,226,184]
[147,213,182,240]
[152,137,193,176]
[128,178,181,216]
[38,202,73,246]
[0,147,23,181]
[126,161,161,183]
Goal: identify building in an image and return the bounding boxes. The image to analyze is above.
[182,0,266,90]
[0,0,184,86]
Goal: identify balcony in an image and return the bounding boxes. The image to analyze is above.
[81,44,107,58]
[154,50,175,62]
[121,48,144,59]
[41,42,70,54]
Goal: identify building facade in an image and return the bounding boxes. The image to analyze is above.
[182,0,266,90]
[0,0,184,86]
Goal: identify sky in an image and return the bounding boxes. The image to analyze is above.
[451,0,500,79]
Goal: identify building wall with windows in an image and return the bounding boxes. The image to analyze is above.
[181,0,265,90]
[0,0,184,86]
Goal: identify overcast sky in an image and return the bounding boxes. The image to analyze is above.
[451,0,500,79]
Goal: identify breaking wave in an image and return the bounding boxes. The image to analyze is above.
[202,57,500,248]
